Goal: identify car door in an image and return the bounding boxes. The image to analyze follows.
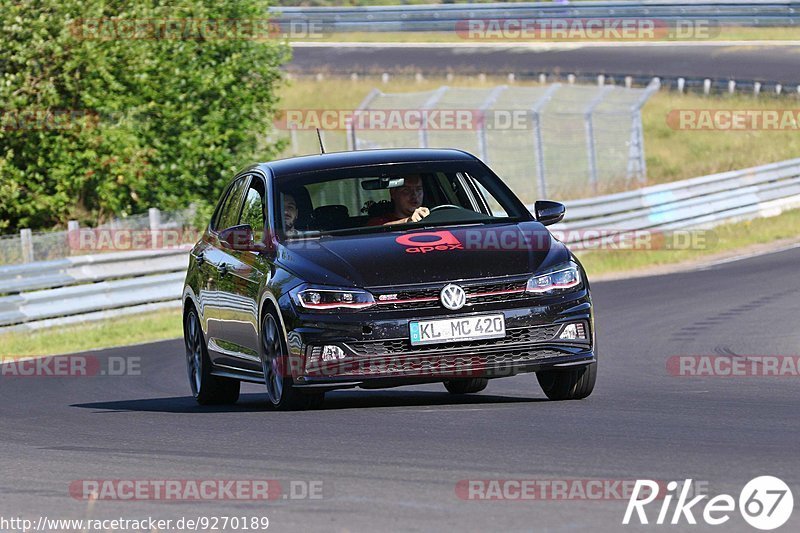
[202,175,250,367]
[211,173,271,373]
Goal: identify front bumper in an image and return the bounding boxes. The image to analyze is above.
[280,287,594,389]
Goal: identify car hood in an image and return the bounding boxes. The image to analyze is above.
[276,222,571,288]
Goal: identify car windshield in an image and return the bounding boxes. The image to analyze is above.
[275,161,527,239]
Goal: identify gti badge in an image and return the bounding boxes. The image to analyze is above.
[440,284,466,310]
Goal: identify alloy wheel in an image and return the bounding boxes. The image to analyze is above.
[262,315,284,405]
[185,310,203,396]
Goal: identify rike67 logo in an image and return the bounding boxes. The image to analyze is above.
[624,477,793,530]
[396,231,464,254]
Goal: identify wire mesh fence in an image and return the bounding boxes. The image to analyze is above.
[0,235,24,265]
[283,81,659,204]
[0,207,201,266]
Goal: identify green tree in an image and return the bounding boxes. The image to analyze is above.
[0,0,289,232]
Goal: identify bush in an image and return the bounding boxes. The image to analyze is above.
[0,1,289,232]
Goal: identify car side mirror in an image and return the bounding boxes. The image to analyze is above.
[218,224,274,254]
[534,200,566,226]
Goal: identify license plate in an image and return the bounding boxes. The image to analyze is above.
[409,314,506,346]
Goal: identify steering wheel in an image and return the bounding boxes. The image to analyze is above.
[429,204,461,213]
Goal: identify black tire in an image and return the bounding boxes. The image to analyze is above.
[261,311,324,411]
[444,378,489,394]
[536,362,596,400]
[184,307,240,405]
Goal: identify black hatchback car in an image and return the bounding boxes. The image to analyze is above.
[183,149,596,409]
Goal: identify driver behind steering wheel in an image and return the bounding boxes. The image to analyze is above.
[367,174,430,226]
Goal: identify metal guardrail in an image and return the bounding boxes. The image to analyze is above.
[271,1,800,31]
[548,158,800,244]
[1,157,799,331]
[0,248,189,331]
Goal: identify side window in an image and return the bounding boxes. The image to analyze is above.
[240,178,266,242]
[435,172,477,211]
[471,178,508,217]
[214,177,249,231]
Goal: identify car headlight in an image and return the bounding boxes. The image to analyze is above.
[526,262,582,295]
[290,284,376,312]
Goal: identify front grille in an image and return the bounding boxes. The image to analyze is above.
[372,278,529,311]
[304,347,572,378]
[375,287,440,310]
[465,280,526,295]
[347,324,562,356]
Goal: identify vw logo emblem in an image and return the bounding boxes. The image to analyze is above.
[440,284,466,310]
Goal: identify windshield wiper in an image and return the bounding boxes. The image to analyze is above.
[320,225,401,237]
[309,217,522,238]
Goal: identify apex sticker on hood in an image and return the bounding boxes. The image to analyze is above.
[395,231,464,254]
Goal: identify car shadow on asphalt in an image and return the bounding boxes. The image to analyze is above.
[71,390,545,413]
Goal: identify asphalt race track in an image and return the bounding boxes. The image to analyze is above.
[1,246,799,532]
[289,43,800,85]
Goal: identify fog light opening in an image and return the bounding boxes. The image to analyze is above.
[559,323,587,340]
[321,345,345,362]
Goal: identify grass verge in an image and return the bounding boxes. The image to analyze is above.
[0,308,182,358]
[576,207,800,277]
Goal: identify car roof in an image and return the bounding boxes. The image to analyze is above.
[259,148,478,179]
